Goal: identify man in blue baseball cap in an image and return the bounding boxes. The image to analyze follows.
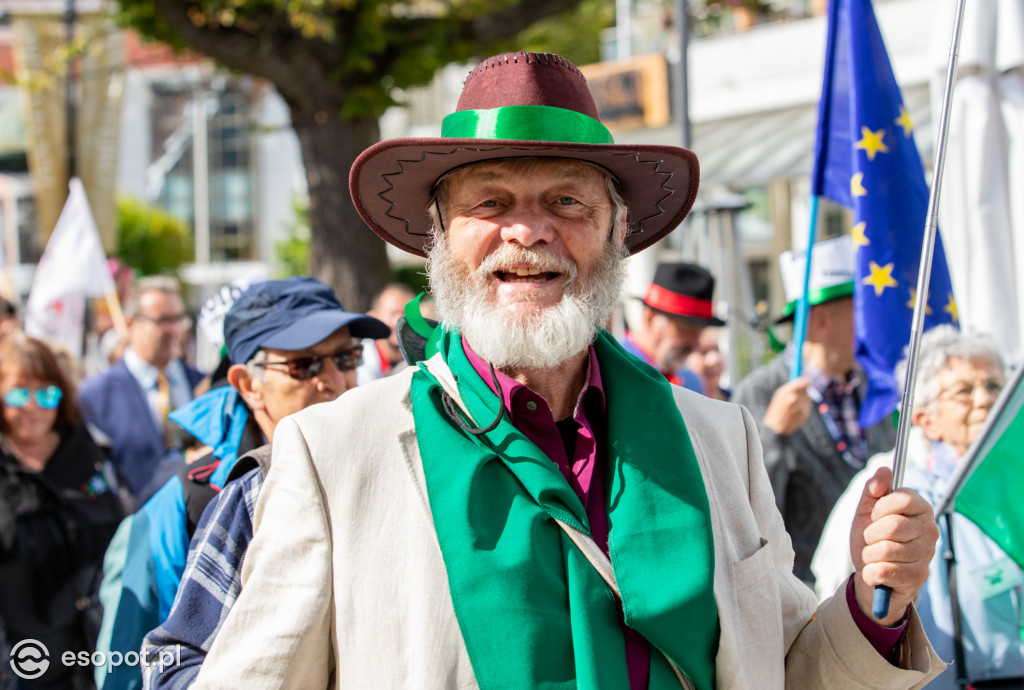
[220,276,389,440]
[95,277,387,690]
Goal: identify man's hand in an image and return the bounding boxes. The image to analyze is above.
[850,466,939,626]
[762,378,812,435]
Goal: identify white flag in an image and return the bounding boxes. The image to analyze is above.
[25,178,115,357]
[932,0,1024,362]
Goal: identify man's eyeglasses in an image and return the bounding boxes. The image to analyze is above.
[136,313,193,328]
[3,385,63,410]
[936,378,1005,405]
[254,345,364,380]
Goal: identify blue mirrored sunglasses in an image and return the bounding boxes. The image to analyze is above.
[3,385,63,410]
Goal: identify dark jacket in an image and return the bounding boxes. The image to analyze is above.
[0,425,125,689]
[732,354,896,585]
[79,360,204,501]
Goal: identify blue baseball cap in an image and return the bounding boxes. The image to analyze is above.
[223,277,390,364]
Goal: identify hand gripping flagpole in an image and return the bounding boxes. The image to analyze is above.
[872,0,968,620]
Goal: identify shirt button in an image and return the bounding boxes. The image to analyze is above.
[525,400,538,412]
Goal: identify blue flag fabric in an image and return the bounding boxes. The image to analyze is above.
[811,0,957,428]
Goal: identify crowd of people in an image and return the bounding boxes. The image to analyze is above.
[0,50,1020,689]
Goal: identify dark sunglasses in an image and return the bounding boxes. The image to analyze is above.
[254,345,364,380]
[3,385,63,410]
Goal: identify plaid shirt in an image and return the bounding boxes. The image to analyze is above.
[806,364,866,467]
[141,467,263,689]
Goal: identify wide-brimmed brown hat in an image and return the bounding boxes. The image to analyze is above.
[349,52,700,258]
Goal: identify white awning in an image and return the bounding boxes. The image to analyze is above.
[617,83,933,189]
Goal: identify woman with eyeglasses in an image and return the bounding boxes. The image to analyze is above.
[0,333,124,689]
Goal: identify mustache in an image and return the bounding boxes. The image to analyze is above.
[477,245,578,284]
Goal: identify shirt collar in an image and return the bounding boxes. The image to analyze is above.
[123,347,160,388]
[123,347,186,390]
[462,337,606,423]
[785,345,860,396]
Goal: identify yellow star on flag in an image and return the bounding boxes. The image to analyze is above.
[895,106,913,137]
[944,293,959,323]
[906,288,933,314]
[851,222,869,248]
[864,261,898,297]
[856,126,890,161]
[851,172,867,198]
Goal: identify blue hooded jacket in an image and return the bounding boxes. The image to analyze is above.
[94,387,251,690]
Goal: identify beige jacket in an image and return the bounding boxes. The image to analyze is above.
[193,364,943,689]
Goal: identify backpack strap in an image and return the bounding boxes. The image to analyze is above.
[224,443,273,484]
[176,453,220,539]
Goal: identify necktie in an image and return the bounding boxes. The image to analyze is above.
[156,371,173,448]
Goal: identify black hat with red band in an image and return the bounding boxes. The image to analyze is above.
[641,262,726,327]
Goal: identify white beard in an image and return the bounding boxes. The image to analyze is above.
[427,233,627,369]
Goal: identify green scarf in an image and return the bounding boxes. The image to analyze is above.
[410,327,719,689]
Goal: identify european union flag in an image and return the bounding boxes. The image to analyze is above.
[812,0,957,428]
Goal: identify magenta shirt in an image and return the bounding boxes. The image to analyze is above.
[462,339,906,687]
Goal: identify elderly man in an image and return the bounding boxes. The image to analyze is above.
[192,52,942,689]
[94,277,387,690]
[80,276,205,503]
[814,325,1022,689]
[622,261,724,393]
[732,236,897,585]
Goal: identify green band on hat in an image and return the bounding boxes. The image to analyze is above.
[442,105,614,145]
[782,280,855,317]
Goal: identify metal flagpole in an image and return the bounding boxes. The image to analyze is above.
[872,0,968,619]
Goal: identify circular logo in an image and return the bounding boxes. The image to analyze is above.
[9,639,50,680]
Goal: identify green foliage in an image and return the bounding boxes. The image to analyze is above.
[273,196,311,277]
[115,196,194,276]
[116,0,608,121]
[392,265,429,296]
[113,1,190,51]
[517,0,616,66]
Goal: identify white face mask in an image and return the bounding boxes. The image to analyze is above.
[427,231,627,370]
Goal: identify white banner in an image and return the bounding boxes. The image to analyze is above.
[25,178,114,358]
[197,276,262,351]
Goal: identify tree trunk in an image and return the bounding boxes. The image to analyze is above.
[289,107,390,313]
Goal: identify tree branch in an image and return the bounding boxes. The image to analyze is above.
[148,1,344,111]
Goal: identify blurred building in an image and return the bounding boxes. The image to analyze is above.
[0,5,304,369]
[0,7,304,306]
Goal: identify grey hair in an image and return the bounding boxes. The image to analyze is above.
[895,324,1005,410]
[124,276,183,318]
[245,349,267,383]
[426,159,629,243]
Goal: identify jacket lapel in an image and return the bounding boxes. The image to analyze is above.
[115,360,165,443]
